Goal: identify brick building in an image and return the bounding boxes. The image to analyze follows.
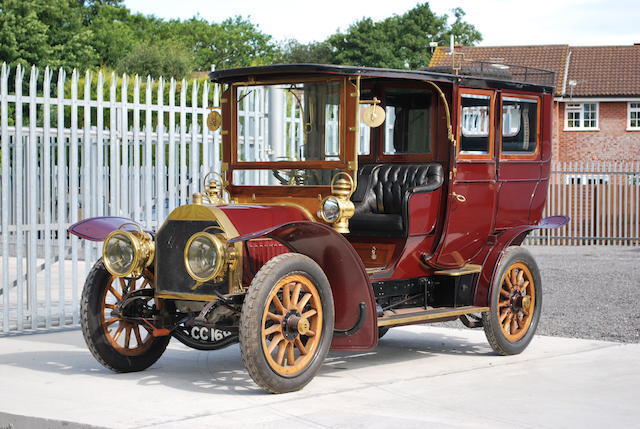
[429,44,640,162]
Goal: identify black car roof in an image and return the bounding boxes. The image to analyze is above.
[209,63,554,93]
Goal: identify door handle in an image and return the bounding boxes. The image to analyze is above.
[452,192,466,202]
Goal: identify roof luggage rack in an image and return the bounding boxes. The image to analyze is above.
[424,61,555,87]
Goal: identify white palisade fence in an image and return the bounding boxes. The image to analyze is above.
[0,64,226,333]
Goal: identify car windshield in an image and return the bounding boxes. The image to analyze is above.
[235,80,342,164]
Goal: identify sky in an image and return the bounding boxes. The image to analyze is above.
[124,0,640,47]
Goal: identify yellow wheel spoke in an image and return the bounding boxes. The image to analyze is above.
[291,283,302,307]
[263,324,281,337]
[108,286,122,301]
[272,295,286,313]
[268,334,284,354]
[287,342,295,365]
[499,309,510,323]
[295,337,307,355]
[276,342,287,365]
[297,293,312,311]
[113,324,125,342]
[283,283,292,308]
[105,317,121,327]
[267,312,283,322]
[302,309,317,319]
[133,325,143,347]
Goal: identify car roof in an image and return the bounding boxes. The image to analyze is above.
[209,63,554,93]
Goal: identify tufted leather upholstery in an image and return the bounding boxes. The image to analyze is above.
[350,163,444,236]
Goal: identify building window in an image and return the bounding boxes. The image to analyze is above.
[565,103,598,130]
[628,102,640,130]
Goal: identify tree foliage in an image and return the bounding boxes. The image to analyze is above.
[0,1,481,75]
[324,3,481,69]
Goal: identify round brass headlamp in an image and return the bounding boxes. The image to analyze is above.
[184,232,227,283]
[318,172,355,233]
[102,227,155,278]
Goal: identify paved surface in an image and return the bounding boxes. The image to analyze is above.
[0,325,638,429]
[528,246,640,343]
[440,246,640,343]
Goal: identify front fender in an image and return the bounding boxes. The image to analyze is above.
[68,216,144,241]
[230,221,378,351]
[474,216,570,306]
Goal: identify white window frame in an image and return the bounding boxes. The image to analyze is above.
[628,102,640,131]
[564,102,599,131]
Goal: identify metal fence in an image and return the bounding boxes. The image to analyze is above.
[1,63,639,334]
[0,64,227,333]
[527,161,640,246]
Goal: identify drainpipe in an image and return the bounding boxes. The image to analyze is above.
[561,50,572,97]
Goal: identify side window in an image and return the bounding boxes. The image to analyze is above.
[460,92,493,157]
[502,96,539,154]
[382,88,433,155]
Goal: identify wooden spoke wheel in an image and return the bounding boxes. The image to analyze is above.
[81,259,170,372]
[482,247,542,356]
[240,253,334,394]
[260,274,323,376]
[101,274,155,356]
[496,263,535,342]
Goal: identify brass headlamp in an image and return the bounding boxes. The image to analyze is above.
[319,172,355,234]
[102,223,155,278]
[184,227,231,283]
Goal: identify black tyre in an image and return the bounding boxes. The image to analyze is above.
[482,246,542,355]
[80,260,170,372]
[239,253,334,393]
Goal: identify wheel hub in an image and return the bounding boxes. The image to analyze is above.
[283,311,306,340]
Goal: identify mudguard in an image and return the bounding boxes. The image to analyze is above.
[474,216,570,306]
[230,221,378,350]
[68,216,144,241]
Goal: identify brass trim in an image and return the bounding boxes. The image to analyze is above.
[434,264,482,277]
[102,229,154,278]
[184,232,227,283]
[425,81,455,145]
[377,306,490,327]
[155,292,220,301]
[252,202,315,221]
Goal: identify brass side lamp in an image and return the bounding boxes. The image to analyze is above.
[318,172,356,234]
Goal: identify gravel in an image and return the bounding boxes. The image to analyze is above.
[439,246,640,343]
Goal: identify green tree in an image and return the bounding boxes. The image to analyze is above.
[277,39,334,64]
[0,0,98,70]
[116,41,193,79]
[326,3,481,68]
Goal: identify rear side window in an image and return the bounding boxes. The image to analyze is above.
[460,93,491,154]
[502,96,539,154]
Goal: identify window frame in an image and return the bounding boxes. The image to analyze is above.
[627,102,640,131]
[457,88,496,161]
[364,82,437,163]
[564,102,599,131]
[499,93,542,161]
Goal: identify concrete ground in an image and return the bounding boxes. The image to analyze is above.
[0,325,638,429]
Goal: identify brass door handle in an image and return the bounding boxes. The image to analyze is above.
[452,192,467,202]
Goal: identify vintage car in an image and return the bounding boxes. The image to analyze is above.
[69,63,568,393]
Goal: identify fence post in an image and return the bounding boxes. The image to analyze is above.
[1,63,10,333]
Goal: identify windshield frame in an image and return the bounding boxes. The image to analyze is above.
[228,76,353,171]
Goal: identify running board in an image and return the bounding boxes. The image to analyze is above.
[434,264,482,277]
[377,306,490,327]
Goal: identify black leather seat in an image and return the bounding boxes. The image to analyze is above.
[350,163,444,237]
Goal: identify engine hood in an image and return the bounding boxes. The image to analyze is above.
[166,203,312,238]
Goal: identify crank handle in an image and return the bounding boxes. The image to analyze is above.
[452,192,466,202]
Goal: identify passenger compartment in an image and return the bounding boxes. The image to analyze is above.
[349,163,444,237]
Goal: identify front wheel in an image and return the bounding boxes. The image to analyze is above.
[482,246,542,355]
[80,260,170,372]
[240,253,334,393]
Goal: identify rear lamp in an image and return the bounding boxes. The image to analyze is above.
[184,232,227,283]
[102,225,155,278]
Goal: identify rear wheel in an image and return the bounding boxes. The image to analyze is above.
[80,260,170,372]
[240,253,334,393]
[482,247,542,355]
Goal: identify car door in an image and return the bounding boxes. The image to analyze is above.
[430,87,498,268]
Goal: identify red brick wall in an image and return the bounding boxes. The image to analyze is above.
[554,102,640,162]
